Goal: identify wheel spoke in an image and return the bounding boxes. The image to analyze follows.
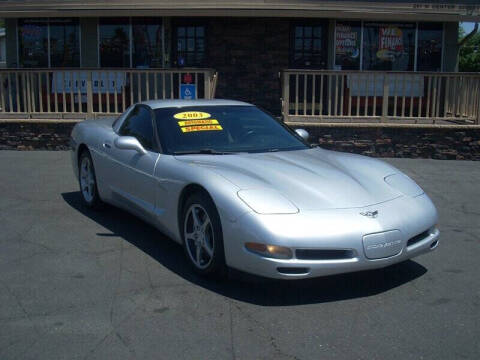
[195,243,202,264]
[185,232,195,241]
[202,241,213,257]
[191,207,201,227]
[201,218,210,234]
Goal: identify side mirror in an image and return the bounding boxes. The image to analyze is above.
[295,128,309,141]
[114,136,147,154]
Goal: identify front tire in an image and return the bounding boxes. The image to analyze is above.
[182,192,226,277]
[78,150,103,209]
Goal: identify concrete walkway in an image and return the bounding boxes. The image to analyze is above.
[0,151,479,360]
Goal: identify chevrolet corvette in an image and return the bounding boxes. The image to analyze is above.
[70,99,439,279]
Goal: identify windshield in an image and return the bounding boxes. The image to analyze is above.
[154,105,309,154]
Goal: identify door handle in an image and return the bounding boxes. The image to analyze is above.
[103,142,111,149]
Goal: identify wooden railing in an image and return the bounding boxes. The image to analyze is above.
[281,70,480,124]
[0,68,217,118]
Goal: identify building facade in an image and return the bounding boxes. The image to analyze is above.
[1,1,479,114]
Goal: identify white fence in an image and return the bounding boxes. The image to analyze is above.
[0,68,217,118]
[282,70,480,124]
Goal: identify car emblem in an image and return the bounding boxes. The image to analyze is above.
[360,210,379,218]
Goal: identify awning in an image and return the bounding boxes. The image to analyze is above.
[0,1,479,22]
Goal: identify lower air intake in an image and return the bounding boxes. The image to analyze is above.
[295,249,355,260]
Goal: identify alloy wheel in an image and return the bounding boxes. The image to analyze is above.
[184,204,215,269]
[80,156,95,203]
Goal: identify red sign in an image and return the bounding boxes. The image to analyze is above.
[183,73,193,84]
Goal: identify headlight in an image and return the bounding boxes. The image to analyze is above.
[384,173,424,197]
[245,242,293,259]
[237,188,298,214]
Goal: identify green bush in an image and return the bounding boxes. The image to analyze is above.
[459,29,480,72]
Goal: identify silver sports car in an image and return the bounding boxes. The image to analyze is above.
[70,99,439,279]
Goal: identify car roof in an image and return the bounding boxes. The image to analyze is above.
[140,99,254,109]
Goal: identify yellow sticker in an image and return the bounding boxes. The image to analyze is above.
[174,111,211,120]
[181,125,223,133]
[178,119,219,127]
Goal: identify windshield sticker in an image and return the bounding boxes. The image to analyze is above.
[178,119,219,127]
[174,111,211,120]
[181,125,223,133]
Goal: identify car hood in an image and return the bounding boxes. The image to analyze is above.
[176,148,403,211]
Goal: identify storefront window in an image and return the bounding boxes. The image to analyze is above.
[335,21,361,70]
[362,22,416,71]
[99,18,130,68]
[417,23,443,72]
[174,24,205,67]
[291,23,326,68]
[132,18,163,68]
[49,18,80,67]
[18,19,49,67]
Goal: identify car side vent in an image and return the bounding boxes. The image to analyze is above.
[295,249,355,260]
[407,230,430,247]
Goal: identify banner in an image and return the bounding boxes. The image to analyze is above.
[335,24,359,58]
[377,27,404,61]
[52,71,126,94]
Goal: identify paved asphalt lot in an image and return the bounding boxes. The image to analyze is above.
[0,151,479,360]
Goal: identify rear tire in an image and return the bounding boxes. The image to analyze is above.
[78,150,103,209]
[182,192,226,278]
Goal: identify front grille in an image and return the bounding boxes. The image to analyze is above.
[295,249,355,260]
[407,229,430,247]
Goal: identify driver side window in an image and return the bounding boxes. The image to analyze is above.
[119,105,155,151]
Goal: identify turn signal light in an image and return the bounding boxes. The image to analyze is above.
[245,242,293,259]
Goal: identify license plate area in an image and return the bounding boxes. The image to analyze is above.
[363,230,403,259]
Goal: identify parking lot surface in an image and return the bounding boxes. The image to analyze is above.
[0,151,479,360]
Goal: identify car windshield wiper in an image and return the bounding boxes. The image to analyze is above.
[173,149,238,155]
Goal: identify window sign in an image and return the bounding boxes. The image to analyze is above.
[52,71,126,94]
[362,22,416,71]
[335,21,361,70]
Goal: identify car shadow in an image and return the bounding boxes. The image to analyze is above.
[62,191,427,306]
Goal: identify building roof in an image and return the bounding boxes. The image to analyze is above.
[0,1,479,21]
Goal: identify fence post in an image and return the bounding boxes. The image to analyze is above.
[281,71,289,122]
[86,71,94,115]
[204,71,212,99]
[0,73,5,113]
[382,74,390,122]
[210,72,218,98]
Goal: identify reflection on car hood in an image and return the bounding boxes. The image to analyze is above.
[176,148,403,210]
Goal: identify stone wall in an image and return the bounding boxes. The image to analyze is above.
[1,120,479,161]
[0,121,77,150]
[292,123,480,161]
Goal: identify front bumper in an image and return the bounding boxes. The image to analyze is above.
[222,193,439,279]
